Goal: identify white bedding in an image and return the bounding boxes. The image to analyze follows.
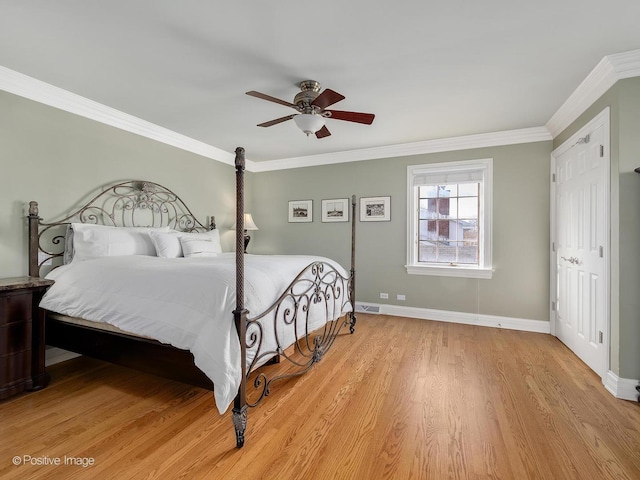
[40,253,350,414]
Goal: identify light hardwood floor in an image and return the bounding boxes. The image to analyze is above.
[1,314,639,479]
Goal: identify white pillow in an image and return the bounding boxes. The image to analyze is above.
[178,230,222,258]
[71,224,171,261]
[148,230,183,258]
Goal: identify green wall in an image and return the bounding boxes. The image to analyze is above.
[553,77,640,379]
[251,141,552,322]
[0,90,239,278]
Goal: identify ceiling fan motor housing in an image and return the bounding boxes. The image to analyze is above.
[294,80,322,113]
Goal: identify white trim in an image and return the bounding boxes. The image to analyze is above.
[603,370,640,401]
[546,49,640,137]
[0,65,236,167]
[356,301,550,333]
[404,264,493,279]
[45,347,80,367]
[406,158,492,278]
[250,127,551,172]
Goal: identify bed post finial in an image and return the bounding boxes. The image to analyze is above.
[235,147,245,170]
[28,201,40,277]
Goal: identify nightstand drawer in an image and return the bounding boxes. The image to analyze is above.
[0,352,31,391]
[0,322,32,356]
[0,291,31,326]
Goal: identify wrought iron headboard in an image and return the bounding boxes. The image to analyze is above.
[28,180,216,277]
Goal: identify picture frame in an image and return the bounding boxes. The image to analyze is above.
[288,200,313,223]
[360,196,391,222]
[321,198,349,223]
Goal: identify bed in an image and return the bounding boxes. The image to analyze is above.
[27,147,357,447]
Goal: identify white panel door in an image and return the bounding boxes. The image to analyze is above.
[554,123,607,376]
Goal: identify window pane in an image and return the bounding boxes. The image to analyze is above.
[436,198,451,216]
[438,219,454,240]
[458,197,478,219]
[457,242,479,264]
[458,183,479,196]
[461,219,478,238]
[419,185,438,198]
[440,184,457,197]
[419,220,438,240]
[418,241,436,262]
[437,242,457,263]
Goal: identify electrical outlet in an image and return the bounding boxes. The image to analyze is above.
[397,294,406,301]
[380,293,389,299]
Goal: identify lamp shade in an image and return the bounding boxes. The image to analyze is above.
[232,213,259,231]
[293,113,325,135]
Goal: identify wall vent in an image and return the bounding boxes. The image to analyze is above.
[355,303,380,314]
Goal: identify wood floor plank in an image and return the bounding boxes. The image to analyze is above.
[1,314,639,479]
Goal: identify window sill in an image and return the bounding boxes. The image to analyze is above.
[405,264,493,279]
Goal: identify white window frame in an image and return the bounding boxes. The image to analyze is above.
[406,158,493,279]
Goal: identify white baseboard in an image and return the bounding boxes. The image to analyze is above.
[45,347,80,367]
[354,302,550,334]
[604,370,640,401]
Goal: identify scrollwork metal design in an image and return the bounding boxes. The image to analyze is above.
[242,261,354,408]
[30,180,213,277]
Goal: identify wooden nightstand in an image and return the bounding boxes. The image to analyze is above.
[0,276,54,400]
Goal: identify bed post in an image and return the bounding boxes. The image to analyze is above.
[349,195,357,333]
[28,201,40,277]
[232,147,248,448]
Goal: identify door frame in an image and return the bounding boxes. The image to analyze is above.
[549,107,611,379]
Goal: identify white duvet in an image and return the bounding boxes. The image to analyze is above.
[40,253,350,414]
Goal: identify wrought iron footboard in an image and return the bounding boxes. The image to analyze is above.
[231,148,357,447]
[245,260,354,407]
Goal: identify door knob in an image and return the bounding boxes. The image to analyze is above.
[561,256,580,264]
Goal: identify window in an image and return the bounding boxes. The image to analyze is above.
[406,159,493,278]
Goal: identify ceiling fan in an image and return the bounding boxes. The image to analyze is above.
[246,80,375,139]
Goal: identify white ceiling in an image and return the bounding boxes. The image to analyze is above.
[1,1,640,163]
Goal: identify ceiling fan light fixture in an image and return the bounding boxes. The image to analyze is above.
[293,113,325,136]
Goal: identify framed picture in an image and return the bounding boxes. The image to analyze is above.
[321,198,349,223]
[360,196,391,222]
[288,200,313,222]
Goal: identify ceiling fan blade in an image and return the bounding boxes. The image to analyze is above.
[257,114,296,127]
[246,91,299,110]
[311,89,345,109]
[325,110,375,125]
[315,125,331,139]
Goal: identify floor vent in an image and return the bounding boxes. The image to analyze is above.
[355,303,380,314]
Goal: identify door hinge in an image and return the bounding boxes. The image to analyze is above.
[599,331,603,343]
[600,145,604,157]
[599,246,604,258]
[551,301,556,311]
[552,173,556,183]
[552,242,556,252]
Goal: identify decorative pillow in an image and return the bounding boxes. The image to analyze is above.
[71,223,171,261]
[178,230,222,258]
[148,230,183,258]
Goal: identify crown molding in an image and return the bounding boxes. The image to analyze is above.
[249,127,552,172]
[546,49,640,137]
[4,48,640,173]
[0,65,236,166]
